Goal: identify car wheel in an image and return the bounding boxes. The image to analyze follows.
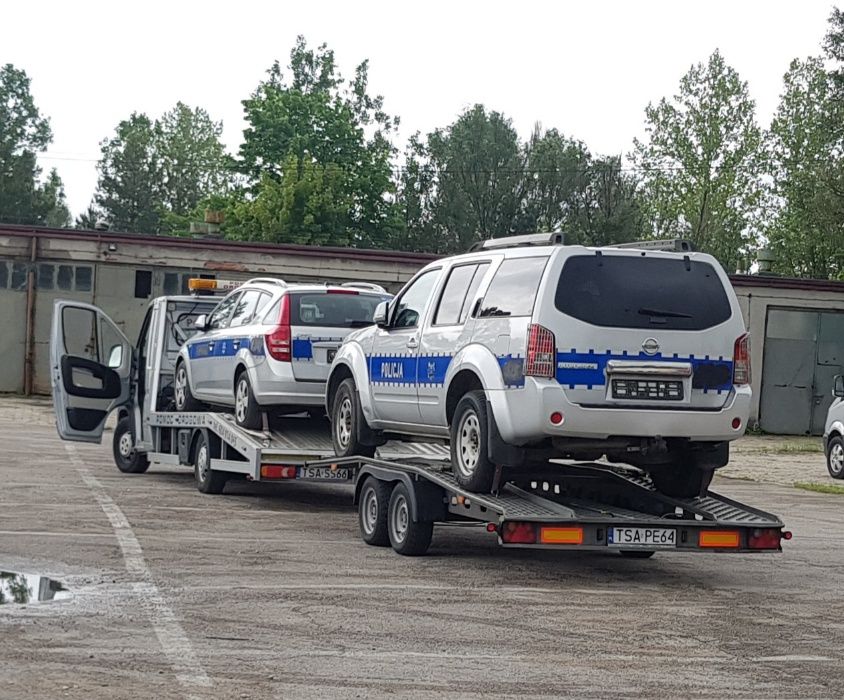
[649,464,713,499]
[387,482,433,556]
[358,477,391,546]
[331,378,376,458]
[450,390,495,493]
[112,417,149,474]
[174,361,202,412]
[193,432,227,495]
[234,372,263,431]
[827,435,844,479]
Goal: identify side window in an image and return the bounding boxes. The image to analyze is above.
[207,292,242,331]
[478,257,548,318]
[63,307,98,360]
[433,263,491,326]
[391,270,440,330]
[254,292,272,321]
[229,290,262,327]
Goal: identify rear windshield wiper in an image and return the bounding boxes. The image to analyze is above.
[637,307,692,319]
[479,306,511,317]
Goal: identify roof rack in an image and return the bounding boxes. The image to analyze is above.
[606,238,694,252]
[340,282,387,293]
[468,232,564,252]
[246,277,288,287]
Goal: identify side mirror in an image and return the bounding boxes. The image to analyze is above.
[194,314,208,332]
[834,375,844,398]
[373,301,389,328]
[107,344,123,368]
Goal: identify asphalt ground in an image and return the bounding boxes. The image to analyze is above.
[1,397,843,699]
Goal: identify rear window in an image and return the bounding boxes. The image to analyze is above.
[555,255,732,331]
[478,257,548,318]
[290,292,389,328]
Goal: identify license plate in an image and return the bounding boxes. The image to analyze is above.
[612,379,683,401]
[608,527,676,547]
[298,466,350,480]
[327,348,337,363]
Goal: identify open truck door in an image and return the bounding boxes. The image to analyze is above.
[50,300,134,443]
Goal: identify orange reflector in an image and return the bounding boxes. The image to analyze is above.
[260,464,297,479]
[539,526,583,545]
[699,530,740,548]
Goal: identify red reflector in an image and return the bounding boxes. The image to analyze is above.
[500,521,537,544]
[783,530,793,540]
[486,523,497,533]
[732,417,742,430]
[550,411,564,425]
[260,464,298,479]
[327,288,359,295]
[748,528,782,550]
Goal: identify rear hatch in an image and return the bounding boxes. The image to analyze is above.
[289,290,389,381]
[535,251,743,410]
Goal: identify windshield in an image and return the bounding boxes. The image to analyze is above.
[166,299,218,350]
[555,254,732,331]
[291,292,390,328]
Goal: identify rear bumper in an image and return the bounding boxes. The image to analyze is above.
[488,379,752,444]
[250,362,325,407]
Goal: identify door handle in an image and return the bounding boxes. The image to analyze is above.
[406,337,419,349]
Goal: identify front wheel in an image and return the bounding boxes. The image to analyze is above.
[174,361,203,412]
[331,378,376,458]
[450,390,495,493]
[827,435,844,479]
[113,417,149,474]
[234,372,263,430]
[387,482,433,556]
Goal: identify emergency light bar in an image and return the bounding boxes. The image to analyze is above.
[187,278,243,294]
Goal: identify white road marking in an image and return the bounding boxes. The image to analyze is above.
[752,655,834,662]
[65,444,212,692]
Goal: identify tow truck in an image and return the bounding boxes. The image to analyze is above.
[49,282,789,558]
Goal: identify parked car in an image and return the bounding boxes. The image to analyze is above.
[326,234,751,498]
[175,278,391,430]
[824,375,844,479]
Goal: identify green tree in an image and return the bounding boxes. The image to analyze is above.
[632,50,764,271]
[95,113,162,233]
[0,64,70,227]
[230,37,399,247]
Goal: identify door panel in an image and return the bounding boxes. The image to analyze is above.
[50,300,133,443]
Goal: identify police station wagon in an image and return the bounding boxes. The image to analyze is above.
[326,234,751,498]
[175,278,390,429]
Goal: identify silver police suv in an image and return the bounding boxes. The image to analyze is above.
[327,234,751,498]
[175,278,390,429]
[824,375,844,479]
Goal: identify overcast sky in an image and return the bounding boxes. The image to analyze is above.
[3,0,836,217]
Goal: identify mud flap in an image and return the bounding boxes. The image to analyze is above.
[486,399,525,468]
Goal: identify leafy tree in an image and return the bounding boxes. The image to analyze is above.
[0,63,69,227]
[75,203,101,229]
[632,50,764,271]
[95,113,162,233]
[824,6,844,95]
[391,134,439,252]
[230,37,399,247]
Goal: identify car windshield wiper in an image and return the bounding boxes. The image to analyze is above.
[346,320,374,327]
[637,307,692,319]
[479,306,511,317]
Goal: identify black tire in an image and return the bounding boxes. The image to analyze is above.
[331,378,376,458]
[234,371,263,430]
[193,432,227,495]
[826,435,844,479]
[112,417,149,474]
[387,482,433,556]
[174,361,203,412]
[649,465,713,499]
[358,477,391,546]
[619,550,656,559]
[450,390,495,493]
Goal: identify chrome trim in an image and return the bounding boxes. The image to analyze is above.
[606,360,692,377]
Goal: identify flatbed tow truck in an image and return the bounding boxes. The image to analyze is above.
[50,293,790,558]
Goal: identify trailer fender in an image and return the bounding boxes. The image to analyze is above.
[355,467,447,523]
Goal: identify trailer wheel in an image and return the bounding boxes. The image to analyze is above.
[826,435,844,479]
[358,477,391,546]
[387,482,433,556]
[234,372,263,431]
[193,432,227,495]
[331,378,376,458]
[174,361,203,412]
[450,391,495,493]
[619,550,655,559]
[113,417,149,474]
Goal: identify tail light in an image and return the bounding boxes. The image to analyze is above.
[525,324,556,378]
[748,528,782,550]
[733,333,751,386]
[265,295,291,362]
[501,521,537,544]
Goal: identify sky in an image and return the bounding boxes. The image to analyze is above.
[3,0,837,218]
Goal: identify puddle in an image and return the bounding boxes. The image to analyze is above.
[0,571,70,605]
